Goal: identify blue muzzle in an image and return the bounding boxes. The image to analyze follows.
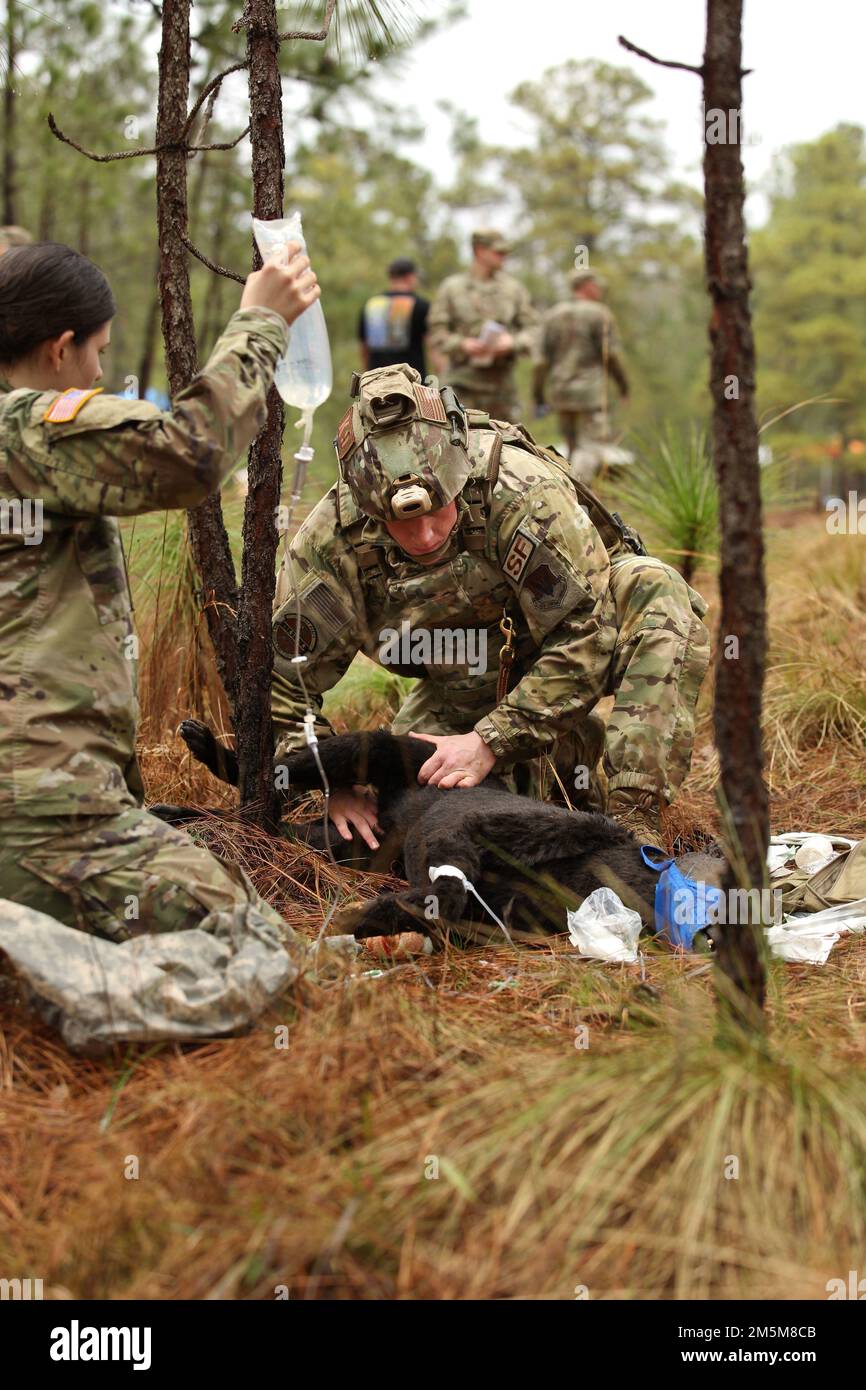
[640,846,724,950]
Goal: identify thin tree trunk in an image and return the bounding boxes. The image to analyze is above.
[234,0,285,829]
[156,0,240,708]
[136,252,162,398]
[703,0,768,1037]
[3,0,16,224]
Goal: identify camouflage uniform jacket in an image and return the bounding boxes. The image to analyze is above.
[271,429,619,764]
[428,270,538,398]
[535,299,628,411]
[0,307,289,818]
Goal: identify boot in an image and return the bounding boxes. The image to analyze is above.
[607,788,667,852]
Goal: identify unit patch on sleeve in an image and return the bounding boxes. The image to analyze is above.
[502,526,539,584]
[523,560,568,611]
[273,579,352,663]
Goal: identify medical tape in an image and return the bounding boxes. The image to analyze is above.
[429,863,515,947]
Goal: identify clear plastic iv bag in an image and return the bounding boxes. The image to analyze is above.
[251,211,332,442]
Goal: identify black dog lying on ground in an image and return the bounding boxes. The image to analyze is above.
[155,722,663,948]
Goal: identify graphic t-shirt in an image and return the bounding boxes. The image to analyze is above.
[358,290,430,375]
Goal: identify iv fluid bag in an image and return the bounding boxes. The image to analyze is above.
[251,212,332,416]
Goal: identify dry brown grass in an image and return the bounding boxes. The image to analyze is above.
[2,512,865,1301]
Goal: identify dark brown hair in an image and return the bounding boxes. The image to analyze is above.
[0,242,116,365]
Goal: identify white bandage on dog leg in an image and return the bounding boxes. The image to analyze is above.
[428,864,514,947]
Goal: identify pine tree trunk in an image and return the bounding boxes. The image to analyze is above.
[156,0,240,709]
[234,0,285,830]
[703,0,769,1037]
[3,0,16,225]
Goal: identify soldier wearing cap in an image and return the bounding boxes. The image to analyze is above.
[533,267,630,480]
[427,229,538,422]
[269,365,710,850]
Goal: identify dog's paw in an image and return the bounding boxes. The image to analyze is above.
[180,719,239,785]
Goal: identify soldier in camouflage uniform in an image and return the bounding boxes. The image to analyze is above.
[0,240,318,972]
[427,229,538,422]
[269,364,710,849]
[533,267,629,481]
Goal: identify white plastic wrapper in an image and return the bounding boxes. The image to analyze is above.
[567,887,642,963]
[766,896,866,965]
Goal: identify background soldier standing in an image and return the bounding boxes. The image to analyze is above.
[428,229,538,421]
[533,266,630,480]
[267,365,710,851]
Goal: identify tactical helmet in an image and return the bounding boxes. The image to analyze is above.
[334,365,472,522]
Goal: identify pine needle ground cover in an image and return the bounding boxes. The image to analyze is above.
[1,513,865,1301]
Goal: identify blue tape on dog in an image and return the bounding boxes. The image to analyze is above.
[639,845,724,950]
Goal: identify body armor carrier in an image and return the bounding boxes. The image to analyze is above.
[335,407,646,602]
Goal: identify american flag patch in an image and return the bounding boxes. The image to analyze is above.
[43,387,103,423]
[414,386,447,422]
[336,407,357,462]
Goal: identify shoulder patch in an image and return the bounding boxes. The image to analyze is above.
[43,387,104,423]
[503,525,538,583]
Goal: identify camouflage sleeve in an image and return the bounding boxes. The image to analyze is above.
[511,284,540,357]
[427,280,466,363]
[271,501,366,759]
[604,311,630,396]
[473,471,616,762]
[5,307,290,517]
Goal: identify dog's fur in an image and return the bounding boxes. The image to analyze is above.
[162,722,663,947]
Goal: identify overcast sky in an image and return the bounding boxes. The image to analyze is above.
[376,0,866,229]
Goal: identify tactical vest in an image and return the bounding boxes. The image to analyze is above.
[334,408,646,604]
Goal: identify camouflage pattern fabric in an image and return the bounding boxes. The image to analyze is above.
[428,269,538,416]
[556,407,610,482]
[0,892,300,1056]
[0,305,289,820]
[335,365,472,520]
[271,432,710,804]
[0,806,293,942]
[534,298,628,413]
[604,555,710,802]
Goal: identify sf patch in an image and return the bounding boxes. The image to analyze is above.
[503,526,538,584]
[274,612,317,660]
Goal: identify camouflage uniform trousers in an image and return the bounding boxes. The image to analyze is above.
[451,382,523,424]
[603,554,710,804]
[555,405,608,482]
[390,554,709,808]
[0,806,290,943]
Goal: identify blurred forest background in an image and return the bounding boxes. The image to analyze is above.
[5,0,866,489]
[4,0,866,738]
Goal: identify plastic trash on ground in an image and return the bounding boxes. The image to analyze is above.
[567,887,642,963]
[767,897,866,965]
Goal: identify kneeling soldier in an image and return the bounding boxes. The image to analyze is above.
[268,365,710,852]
